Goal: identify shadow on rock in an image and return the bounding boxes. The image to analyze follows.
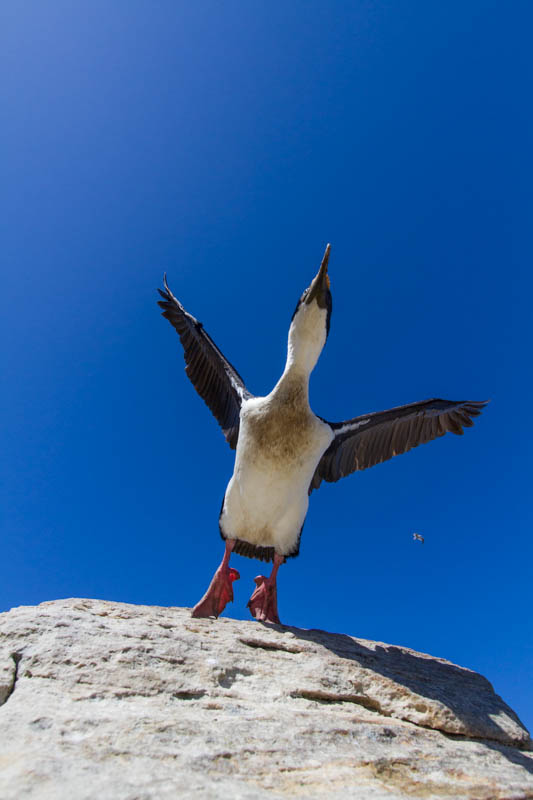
[260,621,532,769]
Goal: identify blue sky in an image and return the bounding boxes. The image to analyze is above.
[2,2,532,733]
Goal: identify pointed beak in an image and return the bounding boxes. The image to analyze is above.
[306,244,331,307]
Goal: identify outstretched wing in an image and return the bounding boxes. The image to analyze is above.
[310,398,488,491]
[158,276,252,449]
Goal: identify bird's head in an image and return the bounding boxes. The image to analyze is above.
[287,244,332,374]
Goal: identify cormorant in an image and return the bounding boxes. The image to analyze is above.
[158,245,486,623]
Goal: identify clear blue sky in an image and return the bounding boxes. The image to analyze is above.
[2,2,532,733]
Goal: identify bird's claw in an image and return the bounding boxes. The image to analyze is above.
[247,575,281,624]
[192,566,240,618]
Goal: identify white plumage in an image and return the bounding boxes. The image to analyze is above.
[221,392,333,556]
[220,297,333,556]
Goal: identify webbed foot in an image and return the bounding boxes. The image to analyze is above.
[192,540,239,618]
[247,553,284,624]
[247,574,281,624]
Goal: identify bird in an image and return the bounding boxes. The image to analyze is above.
[413,533,425,544]
[158,244,487,624]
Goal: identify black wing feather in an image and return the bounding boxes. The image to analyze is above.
[310,399,488,491]
[158,276,252,449]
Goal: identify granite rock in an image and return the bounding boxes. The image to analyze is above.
[0,598,531,799]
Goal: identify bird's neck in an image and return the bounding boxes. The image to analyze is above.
[284,306,326,378]
[273,361,310,406]
[272,333,318,404]
[284,339,319,378]
[272,303,326,401]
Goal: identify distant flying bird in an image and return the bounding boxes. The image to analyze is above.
[413,533,425,543]
[158,245,487,624]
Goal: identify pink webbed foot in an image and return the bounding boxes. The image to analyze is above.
[247,553,284,624]
[192,566,239,618]
[192,541,240,618]
[247,575,280,624]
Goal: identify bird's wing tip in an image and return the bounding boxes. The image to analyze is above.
[159,272,176,300]
[469,399,491,408]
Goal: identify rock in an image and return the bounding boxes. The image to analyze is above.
[0,598,531,799]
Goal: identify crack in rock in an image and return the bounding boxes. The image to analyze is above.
[0,653,21,707]
[290,688,386,715]
[172,690,206,700]
[239,637,304,654]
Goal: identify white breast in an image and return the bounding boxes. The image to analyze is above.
[219,391,334,556]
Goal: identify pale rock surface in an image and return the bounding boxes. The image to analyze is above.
[0,598,531,799]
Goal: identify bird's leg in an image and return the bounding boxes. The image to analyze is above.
[191,540,240,618]
[247,553,284,624]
